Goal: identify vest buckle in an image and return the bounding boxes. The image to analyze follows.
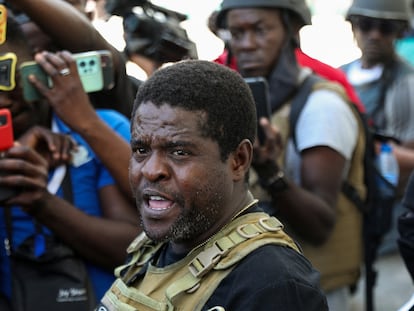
[188,241,229,278]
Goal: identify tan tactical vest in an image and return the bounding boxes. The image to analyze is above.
[99,211,301,311]
[250,77,366,292]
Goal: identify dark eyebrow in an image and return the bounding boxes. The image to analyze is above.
[130,139,195,149]
[164,140,195,149]
[130,138,143,146]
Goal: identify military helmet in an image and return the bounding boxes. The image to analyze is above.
[346,0,411,22]
[215,0,312,29]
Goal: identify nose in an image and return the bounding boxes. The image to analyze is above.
[235,30,258,50]
[366,28,383,40]
[134,151,170,184]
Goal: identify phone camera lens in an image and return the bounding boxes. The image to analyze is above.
[0,115,6,126]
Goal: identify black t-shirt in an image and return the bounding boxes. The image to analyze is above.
[202,244,328,310]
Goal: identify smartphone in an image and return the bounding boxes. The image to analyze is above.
[0,108,18,203]
[0,108,13,151]
[19,50,114,101]
[244,77,271,144]
[0,52,17,91]
[19,60,50,102]
[74,50,104,93]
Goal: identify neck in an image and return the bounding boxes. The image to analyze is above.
[171,192,258,255]
[186,193,258,254]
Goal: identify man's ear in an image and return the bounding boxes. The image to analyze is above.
[231,139,253,182]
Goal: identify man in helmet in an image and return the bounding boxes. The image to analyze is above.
[216,0,366,310]
[341,0,414,255]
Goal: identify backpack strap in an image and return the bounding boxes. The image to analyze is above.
[289,73,323,151]
[341,104,373,213]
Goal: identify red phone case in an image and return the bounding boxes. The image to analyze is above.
[0,108,14,151]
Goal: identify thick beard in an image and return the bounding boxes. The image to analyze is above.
[142,202,219,244]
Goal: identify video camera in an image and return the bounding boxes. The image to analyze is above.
[106,0,198,63]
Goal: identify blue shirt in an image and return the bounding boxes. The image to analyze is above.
[0,109,131,302]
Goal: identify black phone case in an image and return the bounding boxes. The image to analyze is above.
[245,77,271,144]
[19,62,49,102]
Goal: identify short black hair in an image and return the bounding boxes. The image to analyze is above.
[133,60,257,161]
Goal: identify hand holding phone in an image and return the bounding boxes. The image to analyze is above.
[244,77,271,145]
[19,50,114,101]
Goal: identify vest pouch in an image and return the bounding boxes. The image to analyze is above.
[10,234,95,311]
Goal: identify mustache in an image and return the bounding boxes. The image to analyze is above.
[135,182,185,207]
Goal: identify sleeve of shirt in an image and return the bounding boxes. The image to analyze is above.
[386,74,414,142]
[235,279,329,310]
[296,88,358,160]
[204,245,328,311]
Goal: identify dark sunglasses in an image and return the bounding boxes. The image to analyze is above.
[353,17,403,35]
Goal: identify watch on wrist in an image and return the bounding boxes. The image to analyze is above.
[260,171,289,193]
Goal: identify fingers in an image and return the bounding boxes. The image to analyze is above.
[259,118,283,146]
[34,50,76,78]
[58,67,71,76]
[58,50,74,63]
[20,126,77,167]
[0,145,49,190]
[41,131,76,166]
[253,118,283,165]
[27,51,78,100]
[50,134,77,167]
[29,50,92,118]
[257,118,283,152]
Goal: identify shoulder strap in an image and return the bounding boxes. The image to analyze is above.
[370,60,399,130]
[289,73,323,150]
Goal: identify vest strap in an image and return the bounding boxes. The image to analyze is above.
[165,215,287,304]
